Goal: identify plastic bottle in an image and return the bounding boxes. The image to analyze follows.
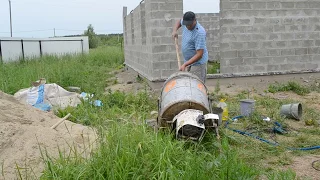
[217,99,228,121]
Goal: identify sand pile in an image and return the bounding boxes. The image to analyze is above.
[0,91,97,179]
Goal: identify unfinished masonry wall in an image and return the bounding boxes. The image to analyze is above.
[123,0,183,81]
[196,13,220,61]
[220,0,320,73]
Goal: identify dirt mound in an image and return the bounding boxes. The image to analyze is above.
[0,91,97,179]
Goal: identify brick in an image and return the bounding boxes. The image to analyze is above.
[254,17,267,24]
[302,40,314,47]
[295,33,307,39]
[308,2,320,8]
[280,64,293,70]
[220,66,238,74]
[221,18,237,26]
[239,19,251,25]
[281,33,294,40]
[220,50,237,58]
[252,2,267,9]
[287,25,300,32]
[152,45,168,53]
[238,2,252,10]
[295,48,308,55]
[308,47,320,54]
[267,65,280,71]
[268,34,280,40]
[253,50,268,57]
[267,2,281,9]
[247,42,259,49]
[275,41,286,48]
[305,63,319,69]
[238,50,252,57]
[237,34,251,41]
[229,57,244,66]
[274,25,286,32]
[296,2,309,9]
[260,26,273,33]
[238,66,253,72]
[268,49,280,56]
[230,26,246,33]
[222,2,238,9]
[231,42,244,50]
[281,2,295,9]
[281,49,295,56]
[254,66,266,71]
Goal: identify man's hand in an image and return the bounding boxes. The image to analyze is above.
[179,63,187,71]
[172,31,178,40]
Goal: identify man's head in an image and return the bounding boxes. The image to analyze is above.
[182,11,196,30]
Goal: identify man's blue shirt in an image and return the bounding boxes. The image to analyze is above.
[181,20,208,66]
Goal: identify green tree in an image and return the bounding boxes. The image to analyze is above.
[84,24,99,49]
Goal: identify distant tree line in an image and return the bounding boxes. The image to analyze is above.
[63,24,123,49]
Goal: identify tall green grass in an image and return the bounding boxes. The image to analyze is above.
[0,46,124,95]
[0,46,301,179]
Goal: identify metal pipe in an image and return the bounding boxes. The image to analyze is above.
[9,0,12,37]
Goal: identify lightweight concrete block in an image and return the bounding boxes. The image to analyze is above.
[267,65,280,71]
[221,34,237,42]
[296,2,309,9]
[274,25,286,32]
[246,26,259,33]
[161,69,178,78]
[252,34,266,41]
[267,2,281,9]
[229,58,244,66]
[308,47,320,54]
[238,19,252,25]
[281,49,295,56]
[308,2,320,8]
[316,40,320,46]
[152,45,168,53]
[281,2,295,9]
[252,2,267,9]
[220,43,231,51]
[254,66,266,71]
[238,2,252,10]
[238,50,252,57]
[287,25,299,32]
[153,61,170,70]
[231,42,244,50]
[305,63,319,69]
[283,18,294,25]
[268,33,280,40]
[220,50,238,58]
[288,40,301,47]
[253,50,268,57]
[261,42,273,48]
[220,66,238,74]
[302,40,314,47]
[315,25,320,31]
[222,2,238,9]
[237,34,251,41]
[275,41,286,48]
[238,65,253,72]
[295,48,308,55]
[247,42,260,49]
[254,17,267,24]
[260,26,273,33]
[221,19,237,26]
[268,49,280,56]
[295,33,307,40]
[281,33,294,40]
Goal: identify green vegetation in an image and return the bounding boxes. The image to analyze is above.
[268,81,310,95]
[1,46,320,179]
[207,61,220,74]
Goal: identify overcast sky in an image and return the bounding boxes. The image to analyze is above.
[0,0,219,38]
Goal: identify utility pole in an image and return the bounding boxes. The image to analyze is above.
[54,28,56,37]
[8,0,12,37]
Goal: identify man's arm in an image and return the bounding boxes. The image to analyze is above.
[180,32,206,71]
[172,19,182,39]
[180,49,203,71]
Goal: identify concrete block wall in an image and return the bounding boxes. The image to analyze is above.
[220,0,320,74]
[196,13,220,62]
[123,0,183,81]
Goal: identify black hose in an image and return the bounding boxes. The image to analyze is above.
[312,160,320,171]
